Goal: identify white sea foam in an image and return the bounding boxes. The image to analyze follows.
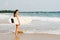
[0,14,10,19]
[0,14,60,22]
[23,30,60,35]
[1,24,60,35]
[1,14,60,35]
[30,16,60,22]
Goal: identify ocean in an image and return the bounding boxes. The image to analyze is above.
[0,13,60,34]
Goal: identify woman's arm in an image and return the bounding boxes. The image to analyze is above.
[17,16,20,25]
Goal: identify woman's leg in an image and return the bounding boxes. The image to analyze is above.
[15,25,19,35]
[15,24,23,34]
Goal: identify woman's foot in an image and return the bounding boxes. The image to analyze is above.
[18,30,23,33]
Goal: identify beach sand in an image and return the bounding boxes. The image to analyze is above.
[0,33,60,40]
[0,19,60,40]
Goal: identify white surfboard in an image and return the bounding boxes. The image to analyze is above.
[9,16,32,25]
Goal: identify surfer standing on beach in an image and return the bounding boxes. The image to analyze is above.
[9,9,31,35]
[13,10,21,35]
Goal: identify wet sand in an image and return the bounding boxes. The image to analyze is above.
[0,33,60,40]
[0,19,60,40]
[0,19,10,24]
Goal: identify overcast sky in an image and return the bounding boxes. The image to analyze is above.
[0,0,60,11]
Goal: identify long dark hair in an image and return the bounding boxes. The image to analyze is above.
[14,10,18,17]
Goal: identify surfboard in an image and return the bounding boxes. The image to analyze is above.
[9,16,32,25]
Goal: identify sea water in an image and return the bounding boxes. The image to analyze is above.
[0,13,60,34]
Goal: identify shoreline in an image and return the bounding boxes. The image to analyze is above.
[0,33,60,40]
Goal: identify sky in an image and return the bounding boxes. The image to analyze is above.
[0,0,60,11]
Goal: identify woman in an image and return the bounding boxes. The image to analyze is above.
[14,10,20,35]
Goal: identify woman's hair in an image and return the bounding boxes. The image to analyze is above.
[14,10,18,17]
